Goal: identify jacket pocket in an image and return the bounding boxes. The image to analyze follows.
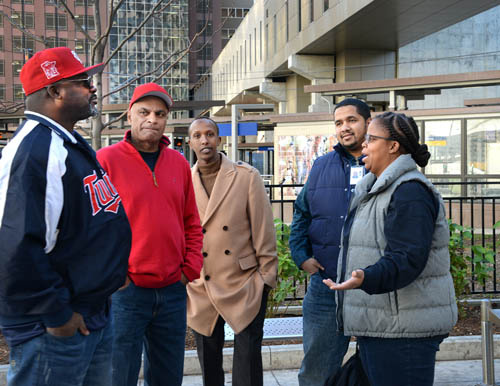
[388,290,399,316]
[238,253,258,270]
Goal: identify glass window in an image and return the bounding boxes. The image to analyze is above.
[467,118,500,175]
[425,120,461,175]
[0,36,3,51]
[0,60,4,77]
[24,12,34,28]
[197,20,212,35]
[0,85,4,101]
[46,37,67,48]
[324,0,329,12]
[12,36,35,53]
[76,15,95,30]
[14,84,24,100]
[12,0,33,3]
[75,0,95,5]
[45,14,67,30]
[12,61,22,76]
[196,0,206,12]
[75,39,90,54]
[0,14,3,27]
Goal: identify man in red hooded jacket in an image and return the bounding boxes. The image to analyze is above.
[97,83,203,386]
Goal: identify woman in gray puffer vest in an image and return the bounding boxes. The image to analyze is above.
[323,111,457,386]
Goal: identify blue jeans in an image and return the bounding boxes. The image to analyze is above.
[7,319,113,386]
[298,273,351,386]
[357,335,444,386]
[111,280,187,386]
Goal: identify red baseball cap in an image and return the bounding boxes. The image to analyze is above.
[20,47,105,96]
[129,83,174,111]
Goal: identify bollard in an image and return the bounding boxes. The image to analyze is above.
[482,299,497,385]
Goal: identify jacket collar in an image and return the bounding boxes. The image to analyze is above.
[24,111,77,144]
[334,143,364,165]
[122,129,171,151]
[192,153,237,226]
[355,154,417,200]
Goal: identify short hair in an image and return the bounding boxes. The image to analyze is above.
[374,111,431,167]
[334,98,371,121]
[188,117,219,137]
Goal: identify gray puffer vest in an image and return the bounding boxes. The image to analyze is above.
[337,154,458,338]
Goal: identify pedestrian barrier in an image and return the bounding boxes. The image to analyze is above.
[480,299,500,385]
[224,317,303,341]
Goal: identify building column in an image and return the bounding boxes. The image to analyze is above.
[260,79,287,114]
[288,54,335,113]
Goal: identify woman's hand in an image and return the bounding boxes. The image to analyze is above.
[323,269,365,290]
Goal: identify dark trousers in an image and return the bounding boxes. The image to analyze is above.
[357,335,444,386]
[193,290,268,386]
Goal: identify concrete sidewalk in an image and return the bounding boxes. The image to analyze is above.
[2,336,500,385]
[177,360,498,385]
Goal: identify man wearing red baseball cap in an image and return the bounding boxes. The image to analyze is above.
[97,83,203,386]
[0,47,132,386]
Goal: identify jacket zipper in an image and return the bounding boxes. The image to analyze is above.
[152,172,159,187]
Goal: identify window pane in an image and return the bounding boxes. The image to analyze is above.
[14,85,24,100]
[25,12,34,28]
[467,118,500,175]
[0,60,4,77]
[425,120,461,175]
[12,61,22,76]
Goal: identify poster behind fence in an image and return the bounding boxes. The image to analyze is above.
[277,134,337,197]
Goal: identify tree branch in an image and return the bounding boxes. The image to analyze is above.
[100,110,128,131]
[52,0,95,43]
[0,10,48,45]
[92,0,126,52]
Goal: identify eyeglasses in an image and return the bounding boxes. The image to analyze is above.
[364,134,394,143]
[59,76,93,89]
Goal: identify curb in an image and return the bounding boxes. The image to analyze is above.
[0,335,498,384]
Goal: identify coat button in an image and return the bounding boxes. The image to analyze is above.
[202,228,206,234]
[224,250,231,255]
[205,275,210,281]
[202,252,208,257]
[223,225,228,231]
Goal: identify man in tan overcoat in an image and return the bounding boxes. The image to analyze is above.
[187,117,278,386]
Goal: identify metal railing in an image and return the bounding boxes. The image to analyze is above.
[479,299,500,385]
[266,181,500,299]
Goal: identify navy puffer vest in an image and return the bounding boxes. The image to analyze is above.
[306,145,356,279]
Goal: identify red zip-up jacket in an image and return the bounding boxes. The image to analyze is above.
[97,131,203,288]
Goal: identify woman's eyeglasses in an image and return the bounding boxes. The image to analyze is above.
[364,134,394,143]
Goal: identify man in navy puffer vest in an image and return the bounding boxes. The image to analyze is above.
[289,98,371,386]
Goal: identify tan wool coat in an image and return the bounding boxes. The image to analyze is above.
[187,154,278,336]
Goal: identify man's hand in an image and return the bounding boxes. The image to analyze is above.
[46,312,89,337]
[180,272,188,285]
[323,269,364,291]
[300,258,324,275]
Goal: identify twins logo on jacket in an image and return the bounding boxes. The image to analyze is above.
[84,171,122,216]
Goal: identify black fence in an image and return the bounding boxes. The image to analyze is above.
[266,181,500,299]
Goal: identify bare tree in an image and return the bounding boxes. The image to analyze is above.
[1,0,222,149]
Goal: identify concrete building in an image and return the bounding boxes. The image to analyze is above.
[196,0,500,194]
[189,0,253,111]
